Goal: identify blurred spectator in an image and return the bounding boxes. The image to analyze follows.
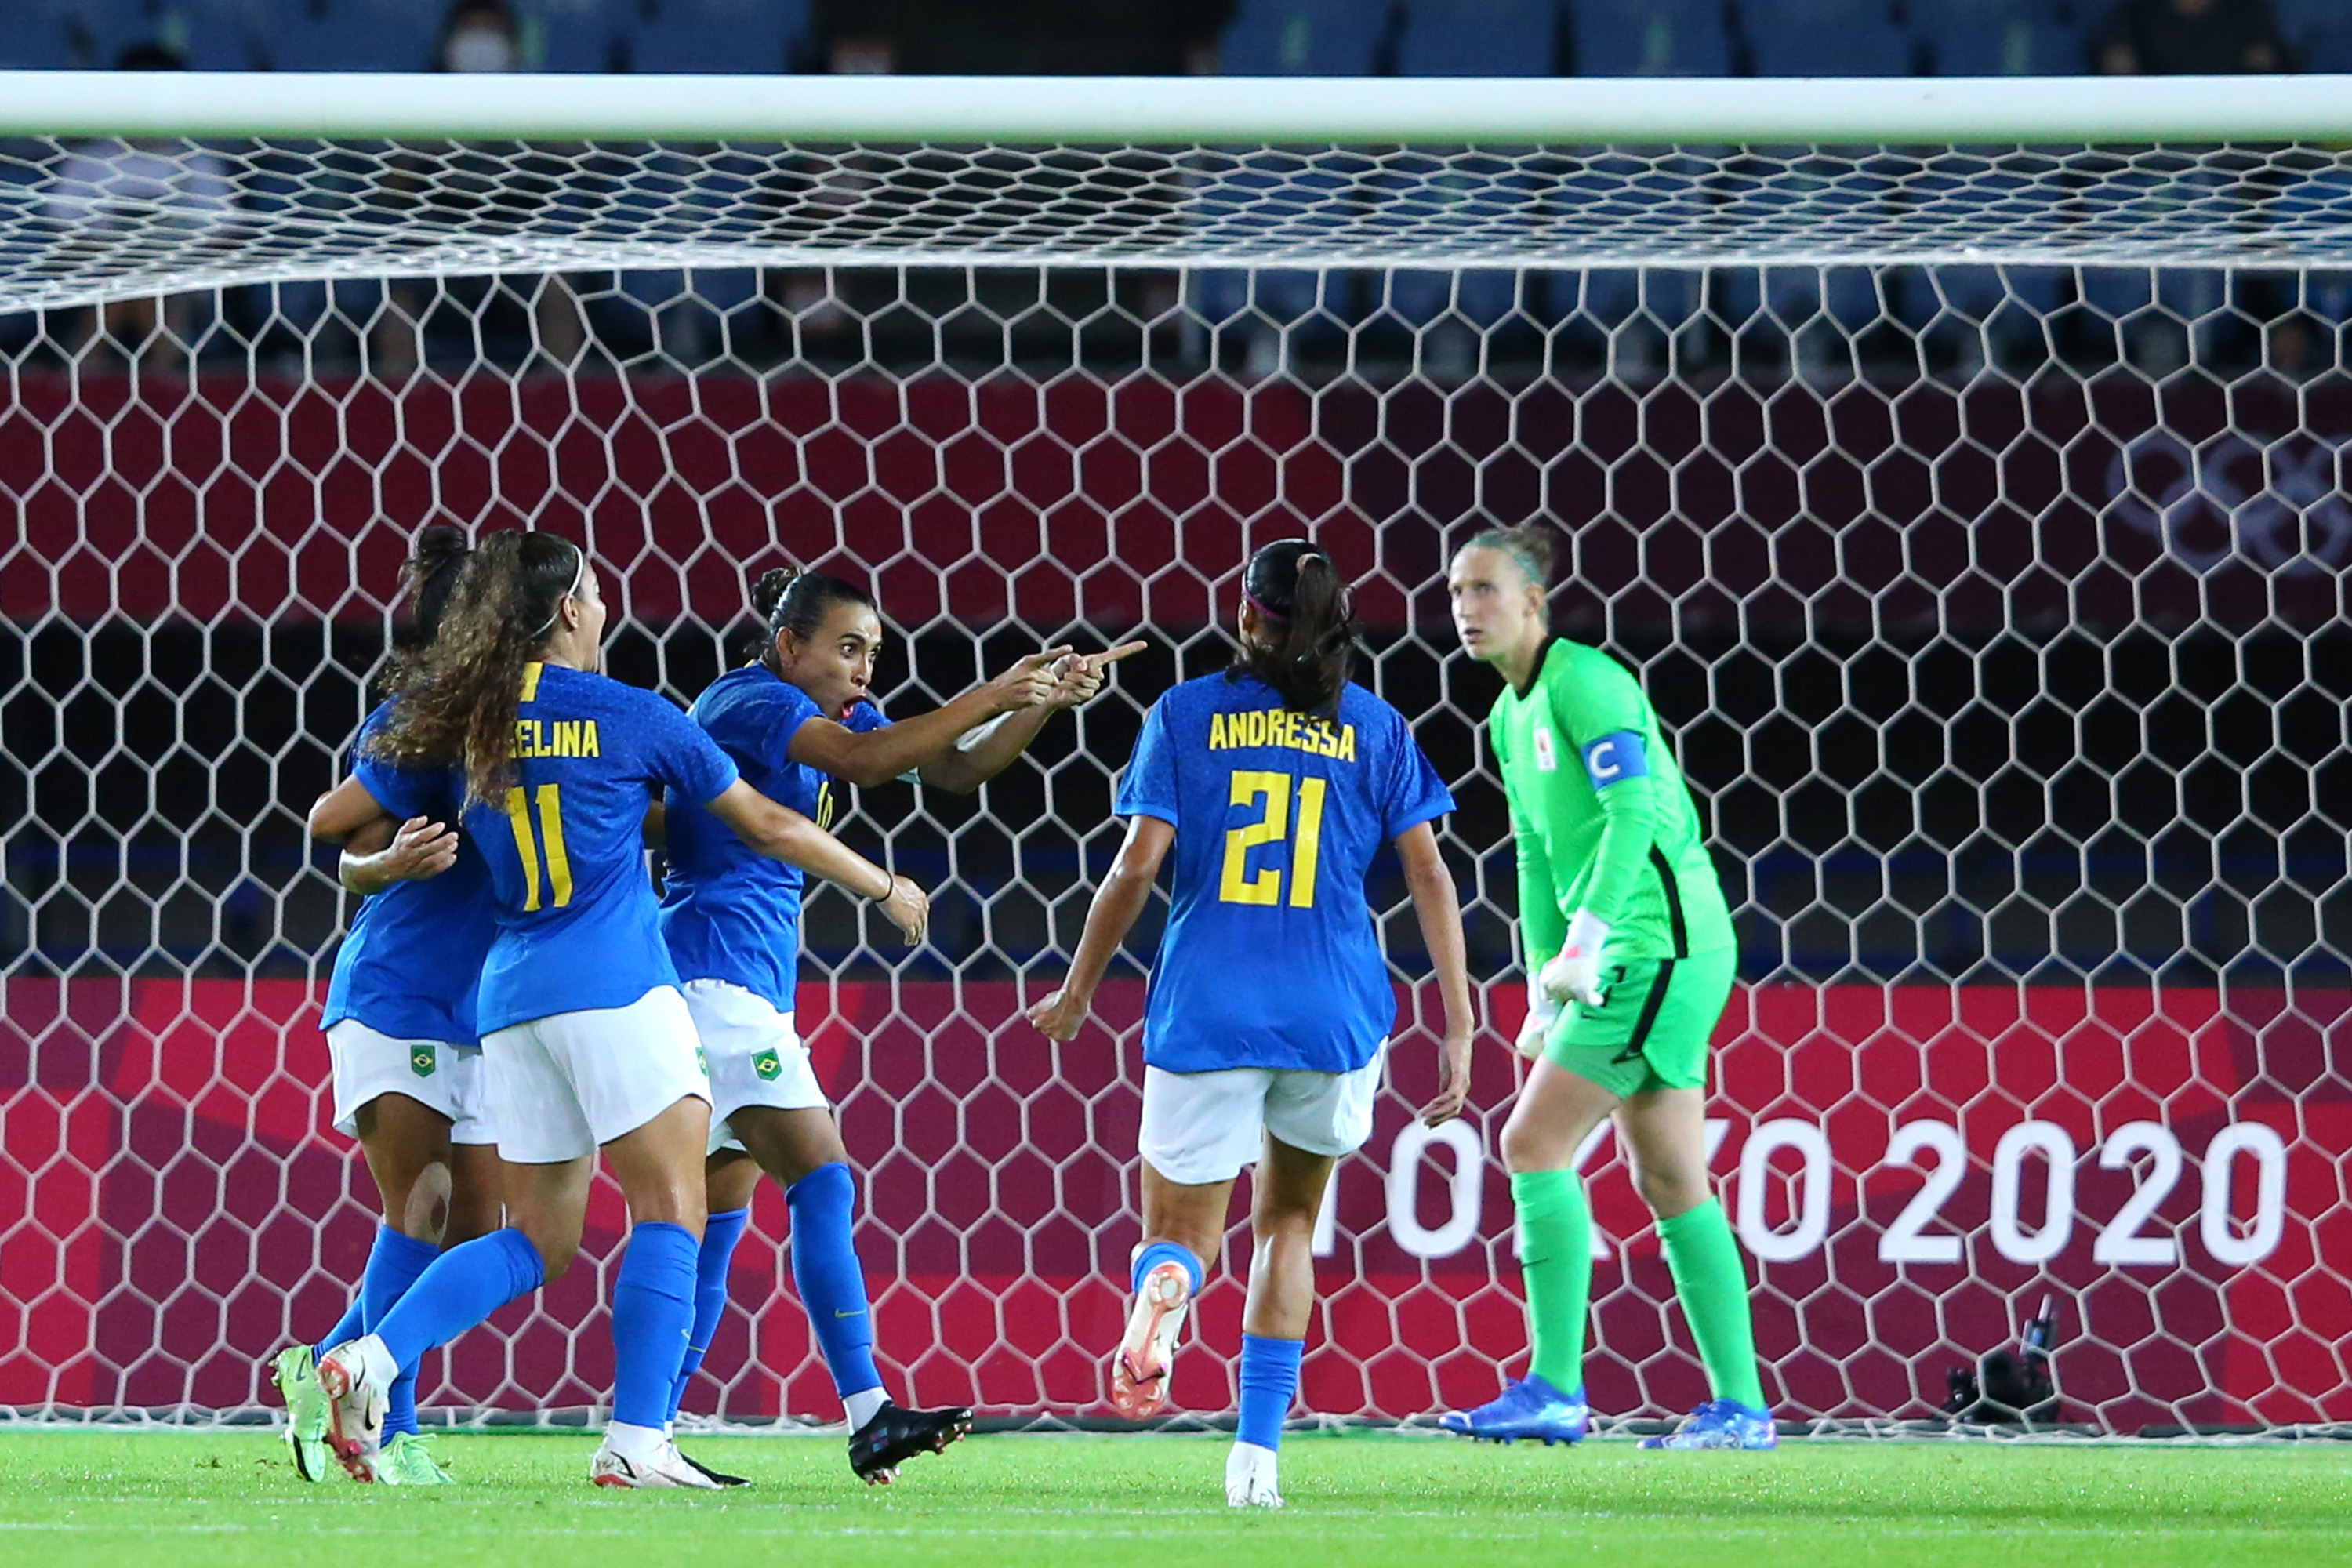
[373,0,583,373]
[2089,0,2285,74]
[435,0,523,73]
[45,43,234,374]
[814,0,1234,75]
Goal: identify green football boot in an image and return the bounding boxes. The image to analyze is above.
[376,1431,456,1485]
[267,1345,332,1483]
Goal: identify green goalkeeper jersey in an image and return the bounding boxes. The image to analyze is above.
[1489,638,1735,967]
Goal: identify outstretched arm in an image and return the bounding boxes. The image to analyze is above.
[919,641,1149,793]
[1025,814,1174,1040]
[789,647,1073,789]
[1396,821,1476,1126]
[702,779,928,946]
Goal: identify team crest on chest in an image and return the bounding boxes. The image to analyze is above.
[1532,726,1559,772]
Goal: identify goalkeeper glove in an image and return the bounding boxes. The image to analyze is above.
[1537,910,1613,1008]
[1515,982,1562,1062]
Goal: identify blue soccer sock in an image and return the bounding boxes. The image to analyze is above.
[312,1291,368,1364]
[611,1221,700,1432]
[1236,1335,1304,1453]
[372,1227,545,1379]
[1131,1240,1205,1299]
[358,1225,441,1438]
[669,1207,751,1424]
[787,1163,883,1403]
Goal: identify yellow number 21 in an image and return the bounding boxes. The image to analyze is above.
[503,782,574,912]
[1218,768,1327,909]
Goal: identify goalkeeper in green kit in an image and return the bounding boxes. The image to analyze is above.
[1439,524,1775,1452]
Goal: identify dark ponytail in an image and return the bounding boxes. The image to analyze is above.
[742,564,876,670]
[376,523,472,697]
[1229,539,1356,714]
[367,529,586,805]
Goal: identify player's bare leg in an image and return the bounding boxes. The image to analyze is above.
[278,1094,502,1484]
[1501,1058,1621,1174]
[1227,1135,1337,1508]
[332,1105,705,1489]
[1613,1085,1712,1224]
[1120,1164,1230,1418]
[718,1104,971,1484]
[1616,1086,1774,1450]
[1443,1060,1617,1445]
[318,1149,586,1483]
[445,1142,506,1244]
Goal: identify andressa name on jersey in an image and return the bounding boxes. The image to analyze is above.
[1207,707,1357,761]
[514,718,602,759]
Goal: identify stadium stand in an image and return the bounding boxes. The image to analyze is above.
[0,0,2127,79]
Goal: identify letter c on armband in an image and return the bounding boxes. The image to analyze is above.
[1581,731,1650,789]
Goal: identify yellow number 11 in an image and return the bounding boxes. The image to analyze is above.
[1218,769,1327,909]
[504,782,574,911]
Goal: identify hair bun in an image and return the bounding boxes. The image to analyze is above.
[751,565,802,622]
[411,523,470,569]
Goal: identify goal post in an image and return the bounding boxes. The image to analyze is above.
[0,71,2347,1436]
[6,68,2352,145]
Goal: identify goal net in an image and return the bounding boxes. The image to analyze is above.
[2,73,2347,1436]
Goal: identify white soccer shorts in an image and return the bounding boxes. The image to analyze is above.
[326,1020,496,1146]
[480,985,712,1164]
[681,978,829,1155]
[1137,1056,1384,1186]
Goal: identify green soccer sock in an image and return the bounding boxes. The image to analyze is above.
[1508,1169,1592,1392]
[1657,1197,1767,1410]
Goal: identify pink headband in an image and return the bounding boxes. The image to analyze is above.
[1243,587,1290,626]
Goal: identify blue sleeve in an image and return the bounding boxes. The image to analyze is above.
[845,699,891,736]
[1113,696,1180,826]
[346,702,443,821]
[745,680,829,773]
[1380,708,1454,839]
[642,691,741,806]
[351,753,441,821]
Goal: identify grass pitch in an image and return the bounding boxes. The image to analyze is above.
[1,1431,2347,1568]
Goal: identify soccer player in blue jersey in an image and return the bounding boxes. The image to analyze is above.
[309,531,928,1489]
[659,564,1141,1483]
[273,526,500,1486]
[1027,540,1478,1508]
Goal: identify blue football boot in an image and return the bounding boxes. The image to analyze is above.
[1639,1399,1778,1450]
[1439,1375,1590,1445]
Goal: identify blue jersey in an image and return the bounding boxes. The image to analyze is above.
[1116,673,1454,1075]
[659,664,891,1013]
[329,701,499,1047]
[361,662,740,1035]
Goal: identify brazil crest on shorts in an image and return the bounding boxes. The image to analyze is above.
[1115,672,1453,1076]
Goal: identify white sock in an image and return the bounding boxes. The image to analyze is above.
[603,1420,669,1464]
[1225,1441,1279,1497]
[843,1387,890,1431]
[354,1334,398,1395]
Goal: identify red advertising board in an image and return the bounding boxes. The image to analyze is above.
[2,977,2343,1428]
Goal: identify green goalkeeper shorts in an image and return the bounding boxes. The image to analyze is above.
[1544,946,1737,1100]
